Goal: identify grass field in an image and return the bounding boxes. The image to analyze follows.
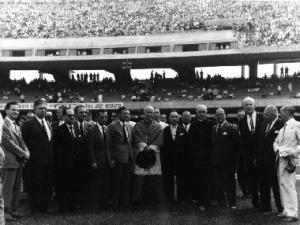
[8,182,300,225]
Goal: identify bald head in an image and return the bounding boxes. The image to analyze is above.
[263,105,278,123]
[242,97,255,115]
[215,108,226,124]
[144,105,154,122]
[280,105,295,122]
[181,111,191,125]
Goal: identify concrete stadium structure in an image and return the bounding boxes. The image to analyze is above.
[1,30,300,84]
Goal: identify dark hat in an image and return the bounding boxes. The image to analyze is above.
[136,149,156,169]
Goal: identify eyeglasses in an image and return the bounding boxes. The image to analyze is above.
[79,111,87,114]
[66,114,75,117]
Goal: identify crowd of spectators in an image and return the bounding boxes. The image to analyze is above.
[2,70,300,104]
[0,0,298,47]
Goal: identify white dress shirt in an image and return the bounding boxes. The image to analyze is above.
[170,125,178,140]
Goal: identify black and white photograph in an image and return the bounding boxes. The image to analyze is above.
[0,0,300,224]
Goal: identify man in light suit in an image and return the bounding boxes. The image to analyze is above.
[273,105,300,222]
[106,107,133,205]
[211,108,238,209]
[86,110,110,208]
[0,113,6,224]
[22,99,53,214]
[1,102,30,221]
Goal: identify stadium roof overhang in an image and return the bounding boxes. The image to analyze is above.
[1,45,300,71]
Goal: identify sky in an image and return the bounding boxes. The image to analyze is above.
[10,63,300,83]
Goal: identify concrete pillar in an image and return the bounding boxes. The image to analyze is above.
[108,68,132,84]
[173,66,196,82]
[45,69,70,83]
[241,65,245,79]
[249,61,258,80]
[273,63,278,76]
[0,68,10,87]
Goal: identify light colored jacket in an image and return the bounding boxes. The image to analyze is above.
[1,117,29,168]
[273,118,300,159]
[0,114,5,169]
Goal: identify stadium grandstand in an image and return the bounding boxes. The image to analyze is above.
[0,0,299,47]
[0,0,300,113]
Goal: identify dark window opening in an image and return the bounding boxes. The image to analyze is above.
[113,48,129,54]
[145,46,162,53]
[12,50,25,57]
[182,44,199,52]
[77,49,92,56]
[45,50,60,56]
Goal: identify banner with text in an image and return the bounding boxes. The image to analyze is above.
[0,102,123,110]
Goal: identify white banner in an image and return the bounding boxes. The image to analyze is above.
[0,102,123,110]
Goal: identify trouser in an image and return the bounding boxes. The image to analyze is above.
[26,164,52,213]
[236,152,249,196]
[278,157,298,218]
[2,167,22,213]
[245,158,259,207]
[55,167,81,211]
[90,168,110,205]
[132,175,165,204]
[191,164,211,206]
[259,162,283,212]
[162,167,187,202]
[0,176,5,225]
[110,162,132,205]
[213,165,236,207]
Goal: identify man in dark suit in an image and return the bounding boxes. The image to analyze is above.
[181,111,191,133]
[52,105,65,134]
[188,104,214,211]
[53,107,81,213]
[211,108,238,209]
[257,105,283,213]
[161,111,187,202]
[22,99,53,214]
[86,110,110,208]
[239,97,262,209]
[235,109,250,197]
[106,107,133,205]
[1,102,30,221]
[74,105,93,207]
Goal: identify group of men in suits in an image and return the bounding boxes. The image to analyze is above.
[0,97,299,222]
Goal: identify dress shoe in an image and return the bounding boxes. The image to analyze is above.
[5,214,17,222]
[282,217,298,222]
[277,213,286,218]
[11,211,24,218]
[199,206,206,211]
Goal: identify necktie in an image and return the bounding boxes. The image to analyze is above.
[216,124,221,135]
[13,122,18,134]
[250,117,255,134]
[41,120,50,140]
[101,125,106,143]
[69,125,75,139]
[265,123,271,137]
[80,122,84,136]
[123,122,128,144]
